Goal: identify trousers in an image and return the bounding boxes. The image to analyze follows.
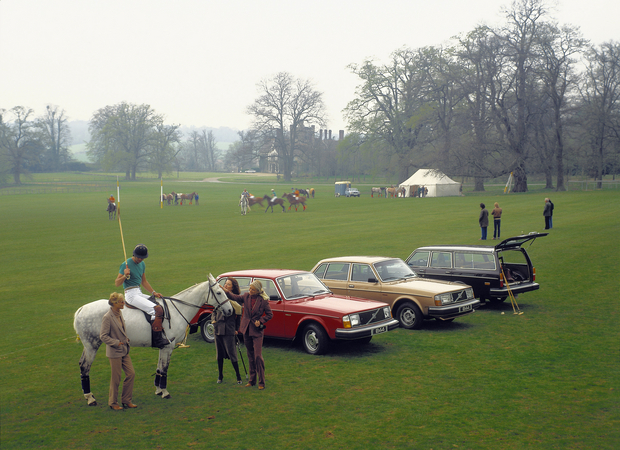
[244,333,266,387]
[125,288,156,317]
[108,354,135,406]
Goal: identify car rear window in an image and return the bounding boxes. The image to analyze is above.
[455,252,496,270]
[430,252,452,268]
[323,263,350,281]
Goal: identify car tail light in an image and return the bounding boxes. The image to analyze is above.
[532,267,536,282]
[499,271,504,288]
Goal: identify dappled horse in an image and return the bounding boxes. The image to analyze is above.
[239,194,249,215]
[371,187,384,198]
[282,193,307,211]
[263,195,286,213]
[74,275,233,405]
[106,201,116,220]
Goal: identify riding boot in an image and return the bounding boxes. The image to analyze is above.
[217,358,224,382]
[232,361,242,382]
[151,330,169,349]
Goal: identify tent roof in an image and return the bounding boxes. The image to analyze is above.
[400,169,459,186]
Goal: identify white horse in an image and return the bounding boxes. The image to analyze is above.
[239,195,249,215]
[73,274,233,406]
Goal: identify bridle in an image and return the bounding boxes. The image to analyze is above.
[160,280,232,328]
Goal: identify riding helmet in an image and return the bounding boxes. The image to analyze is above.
[133,244,149,259]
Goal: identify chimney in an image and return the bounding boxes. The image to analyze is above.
[328,130,332,140]
[339,130,344,140]
[319,129,323,140]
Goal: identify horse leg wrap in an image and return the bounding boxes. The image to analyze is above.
[152,305,164,332]
[81,375,91,394]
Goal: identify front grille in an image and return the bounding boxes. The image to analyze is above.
[450,290,470,303]
[358,308,389,326]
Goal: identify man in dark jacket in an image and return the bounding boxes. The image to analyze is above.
[479,203,489,240]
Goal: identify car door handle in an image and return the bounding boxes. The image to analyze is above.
[348,284,354,288]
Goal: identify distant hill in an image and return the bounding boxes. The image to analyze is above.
[68,121,241,147]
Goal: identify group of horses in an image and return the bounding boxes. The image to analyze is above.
[239,191,309,215]
[371,186,406,198]
[161,192,197,206]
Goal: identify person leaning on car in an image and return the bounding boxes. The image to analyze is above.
[221,280,273,390]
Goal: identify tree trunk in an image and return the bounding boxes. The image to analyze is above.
[513,164,528,192]
[474,177,485,191]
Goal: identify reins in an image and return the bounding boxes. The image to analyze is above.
[155,281,231,328]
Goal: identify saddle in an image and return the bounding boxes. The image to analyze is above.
[126,298,171,348]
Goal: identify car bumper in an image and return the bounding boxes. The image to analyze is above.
[489,282,539,298]
[427,298,480,319]
[334,319,399,340]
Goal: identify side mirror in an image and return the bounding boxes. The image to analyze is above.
[368,277,378,283]
[269,295,282,301]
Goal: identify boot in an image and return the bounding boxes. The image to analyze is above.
[217,359,224,383]
[152,305,164,332]
[232,361,242,384]
[152,330,172,349]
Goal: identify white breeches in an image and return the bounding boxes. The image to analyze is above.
[124,288,156,317]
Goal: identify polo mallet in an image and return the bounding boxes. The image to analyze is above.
[117,177,130,280]
[501,267,523,315]
[235,334,248,380]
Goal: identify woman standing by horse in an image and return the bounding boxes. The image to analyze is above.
[222,280,273,390]
[100,292,137,410]
[214,278,243,384]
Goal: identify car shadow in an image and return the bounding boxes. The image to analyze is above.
[259,337,386,358]
[477,300,536,313]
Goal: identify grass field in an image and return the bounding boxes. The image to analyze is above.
[1,175,618,449]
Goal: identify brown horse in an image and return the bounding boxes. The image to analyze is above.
[180,192,196,205]
[282,193,307,211]
[248,196,264,208]
[263,195,286,213]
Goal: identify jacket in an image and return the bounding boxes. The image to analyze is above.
[226,291,273,338]
[100,309,131,358]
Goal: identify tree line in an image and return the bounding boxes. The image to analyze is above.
[2,0,618,189]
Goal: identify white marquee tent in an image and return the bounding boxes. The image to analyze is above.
[399,169,461,197]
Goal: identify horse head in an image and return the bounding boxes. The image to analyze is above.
[206,274,233,317]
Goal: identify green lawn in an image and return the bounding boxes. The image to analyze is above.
[0,177,618,449]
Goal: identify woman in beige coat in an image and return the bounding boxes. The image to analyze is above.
[100,292,137,410]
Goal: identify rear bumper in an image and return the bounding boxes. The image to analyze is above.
[427,298,480,319]
[335,319,399,340]
[490,282,539,298]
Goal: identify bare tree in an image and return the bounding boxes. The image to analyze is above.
[149,121,181,179]
[579,41,620,187]
[37,105,72,171]
[0,106,43,184]
[247,72,326,181]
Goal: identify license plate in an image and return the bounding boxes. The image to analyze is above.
[459,304,473,313]
[372,326,387,335]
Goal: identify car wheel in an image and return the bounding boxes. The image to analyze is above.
[302,323,330,355]
[200,315,215,343]
[397,302,423,330]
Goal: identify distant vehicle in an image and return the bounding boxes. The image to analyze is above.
[405,233,548,303]
[345,188,360,197]
[245,169,256,173]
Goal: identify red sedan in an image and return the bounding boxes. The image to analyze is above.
[189,269,399,355]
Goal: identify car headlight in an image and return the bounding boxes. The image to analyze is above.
[343,314,360,328]
[434,293,452,305]
[465,288,474,299]
[383,306,391,318]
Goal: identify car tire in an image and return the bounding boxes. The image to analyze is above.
[302,323,330,355]
[396,302,423,330]
[200,314,215,343]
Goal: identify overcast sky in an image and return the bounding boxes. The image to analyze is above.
[1,0,618,134]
